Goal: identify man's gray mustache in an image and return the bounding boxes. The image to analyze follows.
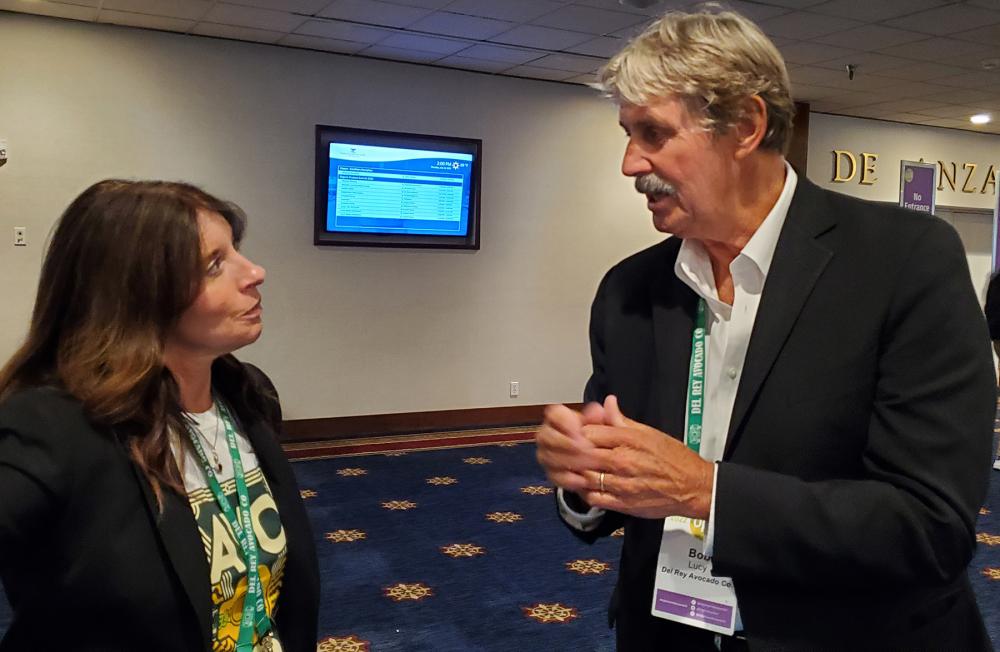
[635,174,676,196]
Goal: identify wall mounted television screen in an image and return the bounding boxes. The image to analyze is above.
[315,125,482,249]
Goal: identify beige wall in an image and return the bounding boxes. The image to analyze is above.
[0,12,662,419]
[5,12,999,420]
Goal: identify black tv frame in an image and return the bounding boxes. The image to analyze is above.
[314,125,482,250]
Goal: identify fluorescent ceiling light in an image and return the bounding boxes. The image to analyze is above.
[970,114,991,125]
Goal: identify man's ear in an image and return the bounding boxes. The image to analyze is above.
[733,95,768,160]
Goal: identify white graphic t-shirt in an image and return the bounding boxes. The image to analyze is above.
[173,403,288,652]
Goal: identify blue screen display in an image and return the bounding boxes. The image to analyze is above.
[327,143,475,236]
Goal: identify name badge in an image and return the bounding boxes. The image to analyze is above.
[650,516,738,635]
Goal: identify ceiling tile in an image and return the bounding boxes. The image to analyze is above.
[976,98,1000,111]
[566,35,626,58]
[225,0,330,14]
[789,64,892,91]
[808,100,855,112]
[504,65,579,81]
[877,37,995,61]
[318,0,431,28]
[868,79,956,98]
[932,46,1000,71]
[807,0,953,22]
[884,5,1000,36]
[444,0,566,23]
[489,24,593,50]
[566,72,599,85]
[435,55,514,73]
[0,0,98,18]
[99,9,194,31]
[837,105,895,118]
[715,1,792,23]
[920,88,999,104]
[789,82,841,100]
[191,22,285,42]
[920,116,983,129]
[812,52,914,74]
[529,52,606,73]
[10,0,1000,131]
[46,0,101,7]
[913,104,997,119]
[932,70,1000,89]
[814,24,927,51]
[277,33,367,53]
[862,62,969,81]
[454,43,545,65]
[610,20,654,40]
[530,5,648,35]
[202,3,306,32]
[569,0,694,18]
[406,11,515,40]
[859,98,948,113]
[882,111,952,124]
[952,22,1000,46]
[380,0,453,8]
[294,19,394,43]
[359,44,443,62]
[753,0,828,7]
[778,42,857,65]
[817,89,903,107]
[377,32,470,54]
[759,11,862,40]
[101,0,210,20]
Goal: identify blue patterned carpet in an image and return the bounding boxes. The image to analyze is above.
[301,442,620,651]
[0,441,998,650]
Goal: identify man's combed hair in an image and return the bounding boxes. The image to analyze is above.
[598,4,795,153]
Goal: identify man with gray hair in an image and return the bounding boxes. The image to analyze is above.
[536,6,995,651]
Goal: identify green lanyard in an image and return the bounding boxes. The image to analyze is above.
[186,400,271,652]
[684,298,707,454]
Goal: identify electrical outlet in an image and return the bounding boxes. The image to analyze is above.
[509,381,519,398]
[13,226,26,247]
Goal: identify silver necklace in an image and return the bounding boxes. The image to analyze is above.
[192,403,224,473]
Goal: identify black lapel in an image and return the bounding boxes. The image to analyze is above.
[243,416,286,494]
[724,179,836,457]
[650,240,699,440]
[129,449,212,649]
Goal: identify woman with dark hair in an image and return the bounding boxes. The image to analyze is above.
[0,180,319,651]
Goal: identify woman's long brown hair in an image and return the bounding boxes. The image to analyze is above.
[0,180,270,508]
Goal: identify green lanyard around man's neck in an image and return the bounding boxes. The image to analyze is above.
[685,298,707,455]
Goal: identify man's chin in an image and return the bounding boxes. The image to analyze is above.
[651,214,683,236]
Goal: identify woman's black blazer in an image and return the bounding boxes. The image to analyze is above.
[0,363,320,651]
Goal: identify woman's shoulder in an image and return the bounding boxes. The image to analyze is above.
[0,387,94,476]
[0,385,84,421]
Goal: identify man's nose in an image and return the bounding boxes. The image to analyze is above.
[621,140,651,178]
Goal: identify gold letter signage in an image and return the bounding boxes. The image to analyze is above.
[831,150,878,184]
[832,151,996,196]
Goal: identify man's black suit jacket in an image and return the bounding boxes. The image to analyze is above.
[0,363,320,651]
[574,178,996,651]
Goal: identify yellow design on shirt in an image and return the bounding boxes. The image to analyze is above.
[186,467,288,652]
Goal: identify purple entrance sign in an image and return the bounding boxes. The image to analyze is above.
[899,160,936,214]
[655,589,734,628]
